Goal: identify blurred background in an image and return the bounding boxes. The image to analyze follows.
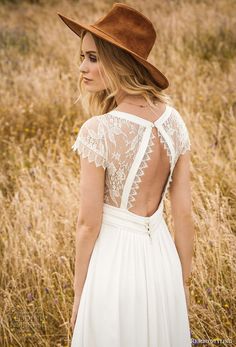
[0,0,235,346]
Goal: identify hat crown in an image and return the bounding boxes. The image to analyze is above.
[91,3,156,59]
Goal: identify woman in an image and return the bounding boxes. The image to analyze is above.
[58,3,194,347]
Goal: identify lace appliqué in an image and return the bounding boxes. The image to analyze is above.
[162,111,191,166]
[103,113,146,208]
[159,110,191,200]
[72,139,107,169]
[156,128,173,164]
[71,116,108,170]
[127,129,156,209]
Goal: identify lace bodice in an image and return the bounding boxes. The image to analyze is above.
[72,105,191,211]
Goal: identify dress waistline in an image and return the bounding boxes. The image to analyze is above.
[102,202,165,237]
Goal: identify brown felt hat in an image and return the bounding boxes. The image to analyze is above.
[57,2,169,90]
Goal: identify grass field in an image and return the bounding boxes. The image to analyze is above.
[0,0,235,346]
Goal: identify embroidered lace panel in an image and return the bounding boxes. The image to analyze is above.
[71,107,191,210]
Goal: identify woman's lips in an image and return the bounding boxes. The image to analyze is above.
[83,77,92,81]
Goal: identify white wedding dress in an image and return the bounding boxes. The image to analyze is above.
[70,104,192,347]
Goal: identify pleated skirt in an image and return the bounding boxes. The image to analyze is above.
[71,202,192,347]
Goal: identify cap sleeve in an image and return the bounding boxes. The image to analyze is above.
[173,110,191,156]
[71,116,108,170]
[180,119,191,155]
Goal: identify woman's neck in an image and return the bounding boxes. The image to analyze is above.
[115,91,148,106]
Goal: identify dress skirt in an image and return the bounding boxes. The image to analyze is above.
[71,202,192,347]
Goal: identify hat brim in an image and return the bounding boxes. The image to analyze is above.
[57,13,169,90]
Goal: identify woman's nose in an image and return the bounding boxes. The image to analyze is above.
[79,60,89,73]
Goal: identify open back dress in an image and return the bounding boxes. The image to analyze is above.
[70,104,192,347]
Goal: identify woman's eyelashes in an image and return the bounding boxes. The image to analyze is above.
[80,54,97,62]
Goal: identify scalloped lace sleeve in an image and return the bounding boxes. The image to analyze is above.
[179,115,191,156]
[71,116,108,170]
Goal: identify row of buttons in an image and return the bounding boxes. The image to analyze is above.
[145,221,152,241]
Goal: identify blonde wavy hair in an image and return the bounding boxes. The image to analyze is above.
[75,30,173,116]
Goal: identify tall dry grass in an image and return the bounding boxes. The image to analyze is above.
[0,0,235,346]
